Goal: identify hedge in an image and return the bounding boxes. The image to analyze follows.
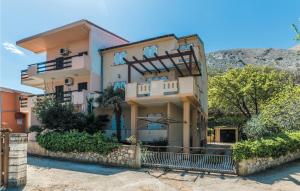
[37,131,120,155]
[232,131,300,161]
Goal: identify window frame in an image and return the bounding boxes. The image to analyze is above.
[143,45,158,58]
[113,51,127,65]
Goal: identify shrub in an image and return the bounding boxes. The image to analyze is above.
[33,96,109,134]
[37,130,120,155]
[232,131,300,161]
[243,87,300,139]
[29,125,43,133]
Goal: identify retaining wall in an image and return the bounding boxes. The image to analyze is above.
[27,141,141,168]
[236,149,300,176]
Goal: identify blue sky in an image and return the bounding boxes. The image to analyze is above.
[0,0,299,94]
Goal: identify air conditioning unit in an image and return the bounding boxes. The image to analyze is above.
[64,77,74,86]
[60,48,71,56]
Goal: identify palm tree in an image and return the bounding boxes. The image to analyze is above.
[97,85,125,141]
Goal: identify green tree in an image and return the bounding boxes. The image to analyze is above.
[243,86,300,139]
[209,65,294,119]
[292,22,300,41]
[97,85,125,142]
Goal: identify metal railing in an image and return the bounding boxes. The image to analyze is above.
[141,146,236,174]
[21,51,88,80]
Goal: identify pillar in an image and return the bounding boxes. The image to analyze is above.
[191,108,199,147]
[183,100,190,153]
[130,103,138,140]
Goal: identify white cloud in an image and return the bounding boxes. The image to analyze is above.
[2,42,25,55]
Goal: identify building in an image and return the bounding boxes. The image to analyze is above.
[0,87,31,133]
[17,20,208,152]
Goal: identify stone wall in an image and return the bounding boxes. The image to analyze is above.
[236,149,300,176]
[27,141,141,168]
[8,133,28,187]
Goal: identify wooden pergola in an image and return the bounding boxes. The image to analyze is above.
[123,47,201,83]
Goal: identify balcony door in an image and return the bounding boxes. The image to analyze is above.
[55,85,64,102]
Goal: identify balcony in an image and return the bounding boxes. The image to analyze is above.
[125,76,200,105]
[21,52,90,85]
[20,90,99,112]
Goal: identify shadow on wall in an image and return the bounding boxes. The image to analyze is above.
[27,156,128,176]
[243,159,300,186]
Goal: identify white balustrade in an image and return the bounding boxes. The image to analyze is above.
[137,83,150,95]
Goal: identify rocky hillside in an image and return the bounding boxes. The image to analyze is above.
[206,48,300,75]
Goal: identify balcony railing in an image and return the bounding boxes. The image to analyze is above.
[21,51,88,81]
[126,76,200,101]
[22,90,100,112]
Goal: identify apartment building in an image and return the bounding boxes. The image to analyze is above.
[0,87,31,133]
[18,20,208,151]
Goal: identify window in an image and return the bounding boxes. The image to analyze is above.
[143,45,158,58]
[78,82,88,92]
[114,51,127,65]
[113,81,126,90]
[179,43,194,51]
[145,76,168,83]
[147,113,164,130]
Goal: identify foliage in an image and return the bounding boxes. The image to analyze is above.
[37,130,120,155]
[28,125,43,133]
[292,22,300,41]
[209,65,294,118]
[208,114,247,128]
[243,87,300,139]
[97,85,125,141]
[33,95,109,134]
[232,131,300,161]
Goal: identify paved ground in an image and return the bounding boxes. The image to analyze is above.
[7,156,300,191]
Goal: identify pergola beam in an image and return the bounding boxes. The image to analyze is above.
[165,51,184,77]
[143,55,161,73]
[190,47,201,75]
[123,58,144,76]
[154,53,169,72]
[177,49,192,75]
[132,56,152,74]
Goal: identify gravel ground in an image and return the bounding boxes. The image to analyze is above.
[6,156,300,191]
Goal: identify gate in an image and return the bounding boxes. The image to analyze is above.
[0,129,10,188]
[141,146,236,174]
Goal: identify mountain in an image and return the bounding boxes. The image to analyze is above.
[206,48,300,75]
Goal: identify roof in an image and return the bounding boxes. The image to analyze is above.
[99,33,204,52]
[0,87,32,95]
[17,19,128,45]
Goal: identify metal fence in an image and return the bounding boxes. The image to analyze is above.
[0,129,10,188]
[141,146,236,174]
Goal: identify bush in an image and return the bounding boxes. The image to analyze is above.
[232,131,300,161]
[29,125,43,133]
[33,96,109,134]
[243,87,300,139]
[37,131,120,155]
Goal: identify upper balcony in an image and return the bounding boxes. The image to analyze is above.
[126,76,200,105]
[21,52,90,87]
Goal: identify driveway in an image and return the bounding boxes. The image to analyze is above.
[7,156,300,191]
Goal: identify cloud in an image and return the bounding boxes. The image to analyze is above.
[2,42,25,55]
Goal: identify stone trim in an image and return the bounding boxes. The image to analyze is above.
[236,149,300,176]
[27,141,141,168]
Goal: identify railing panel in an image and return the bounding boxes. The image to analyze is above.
[163,80,178,94]
[137,84,150,96]
[141,146,236,174]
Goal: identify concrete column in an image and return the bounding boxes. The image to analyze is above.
[130,103,138,140]
[183,100,190,153]
[191,108,199,147]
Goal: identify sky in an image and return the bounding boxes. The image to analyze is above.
[0,0,299,94]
